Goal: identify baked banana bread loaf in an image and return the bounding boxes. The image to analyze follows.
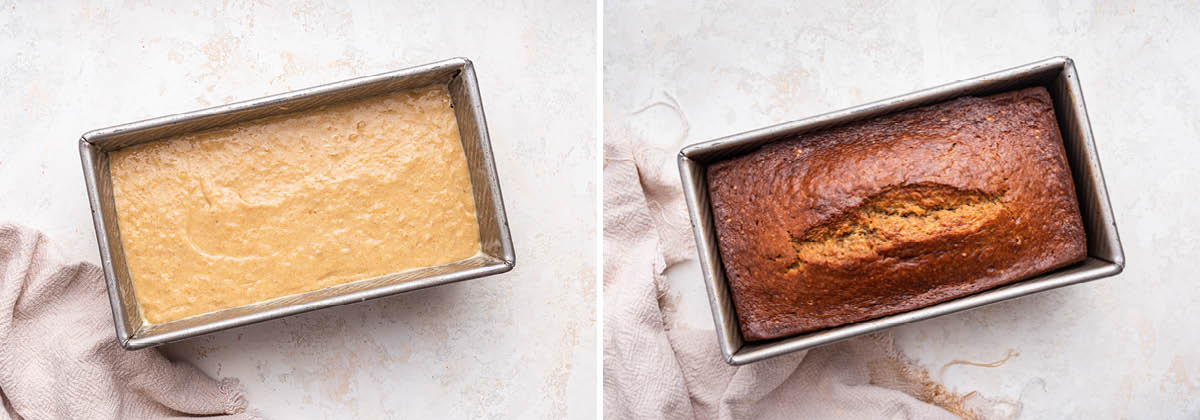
[706,87,1087,341]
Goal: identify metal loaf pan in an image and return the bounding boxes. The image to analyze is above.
[81,57,515,350]
[678,56,1124,365]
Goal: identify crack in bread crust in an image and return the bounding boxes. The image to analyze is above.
[789,184,1005,269]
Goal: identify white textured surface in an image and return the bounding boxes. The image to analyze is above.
[606,1,1200,419]
[1,1,595,418]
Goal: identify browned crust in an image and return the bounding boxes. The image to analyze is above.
[706,87,1087,341]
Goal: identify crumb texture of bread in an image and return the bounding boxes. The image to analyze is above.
[706,87,1087,341]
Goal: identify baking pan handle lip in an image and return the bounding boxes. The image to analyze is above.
[679,143,706,160]
[122,336,156,351]
[678,131,757,163]
[448,56,475,69]
[1103,256,1125,274]
[81,126,128,145]
[1109,259,1125,275]
[499,251,516,271]
[80,128,110,145]
[117,337,137,350]
[723,352,740,366]
[726,353,754,366]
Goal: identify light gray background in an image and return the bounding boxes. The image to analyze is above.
[1,1,595,418]
[606,1,1199,419]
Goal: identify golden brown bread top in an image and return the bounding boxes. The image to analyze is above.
[707,87,1087,341]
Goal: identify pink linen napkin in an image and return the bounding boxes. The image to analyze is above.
[0,224,258,420]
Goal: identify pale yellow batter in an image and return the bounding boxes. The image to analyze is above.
[111,86,481,324]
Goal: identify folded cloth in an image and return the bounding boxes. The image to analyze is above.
[602,135,971,420]
[0,224,257,420]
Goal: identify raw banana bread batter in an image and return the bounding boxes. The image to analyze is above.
[110,86,480,324]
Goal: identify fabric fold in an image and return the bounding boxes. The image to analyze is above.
[0,224,257,420]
